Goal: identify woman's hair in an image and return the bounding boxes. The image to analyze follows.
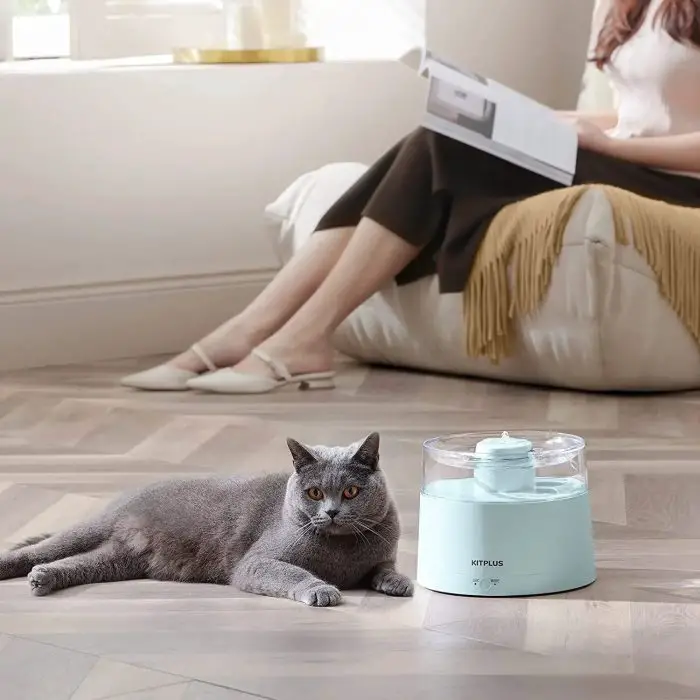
[592,0,700,67]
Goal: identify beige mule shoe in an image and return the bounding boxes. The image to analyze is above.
[186,348,336,395]
[120,344,217,391]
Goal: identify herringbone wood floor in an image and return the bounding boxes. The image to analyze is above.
[1,357,700,700]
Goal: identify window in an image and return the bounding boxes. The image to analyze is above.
[5,0,425,62]
[304,0,424,61]
[70,0,224,60]
[12,0,70,59]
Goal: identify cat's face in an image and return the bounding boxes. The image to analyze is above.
[285,433,391,535]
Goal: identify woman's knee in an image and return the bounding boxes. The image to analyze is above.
[403,126,453,157]
[406,126,432,145]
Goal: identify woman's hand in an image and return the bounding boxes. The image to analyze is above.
[574,119,613,154]
[559,114,613,154]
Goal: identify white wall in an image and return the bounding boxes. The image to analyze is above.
[428,0,595,109]
[0,61,425,370]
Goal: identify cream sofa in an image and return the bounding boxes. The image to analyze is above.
[266,163,700,392]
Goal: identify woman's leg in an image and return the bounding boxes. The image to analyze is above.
[170,227,354,372]
[230,216,421,376]
[137,128,438,383]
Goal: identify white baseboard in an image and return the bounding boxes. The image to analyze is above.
[0,269,276,371]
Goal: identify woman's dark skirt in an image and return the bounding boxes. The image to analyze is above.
[315,128,700,294]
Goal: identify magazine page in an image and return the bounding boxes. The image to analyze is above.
[403,49,578,184]
[484,80,578,178]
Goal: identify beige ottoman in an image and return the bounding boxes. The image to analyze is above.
[265,163,700,391]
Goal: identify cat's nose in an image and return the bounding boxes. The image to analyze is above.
[326,509,340,520]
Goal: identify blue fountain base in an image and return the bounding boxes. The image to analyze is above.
[416,478,596,597]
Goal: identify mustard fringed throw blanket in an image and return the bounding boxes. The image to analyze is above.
[464,185,700,363]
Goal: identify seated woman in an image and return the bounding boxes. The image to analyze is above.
[123,0,700,394]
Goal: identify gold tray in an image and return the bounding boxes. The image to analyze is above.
[172,47,324,65]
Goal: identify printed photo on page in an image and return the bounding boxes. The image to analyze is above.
[428,78,497,140]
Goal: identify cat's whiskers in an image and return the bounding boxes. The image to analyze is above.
[281,520,316,555]
[356,519,393,547]
[310,517,330,532]
[348,516,375,532]
[348,522,371,548]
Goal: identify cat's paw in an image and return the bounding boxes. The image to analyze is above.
[371,570,414,597]
[296,583,342,607]
[28,566,58,597]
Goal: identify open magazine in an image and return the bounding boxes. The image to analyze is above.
[402,48,578,185]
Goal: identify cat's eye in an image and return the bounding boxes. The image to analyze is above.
[307,487,324,501]
[343,486,360,500]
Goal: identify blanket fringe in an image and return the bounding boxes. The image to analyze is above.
[464,184,700,363]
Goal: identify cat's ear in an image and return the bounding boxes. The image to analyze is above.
[352,432,380,471]
[286,438,318,472]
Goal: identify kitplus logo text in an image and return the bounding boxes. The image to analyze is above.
[471,560,504,567]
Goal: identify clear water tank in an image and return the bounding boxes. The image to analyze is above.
[417,431,596,597]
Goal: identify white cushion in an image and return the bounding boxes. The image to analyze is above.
[264,162,368,265]
[265,163,700,391]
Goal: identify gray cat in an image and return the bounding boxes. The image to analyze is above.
[0,433,413,606]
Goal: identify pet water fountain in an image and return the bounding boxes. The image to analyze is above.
[417,431,596,597]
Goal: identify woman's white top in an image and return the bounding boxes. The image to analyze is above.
[605,0,700,140]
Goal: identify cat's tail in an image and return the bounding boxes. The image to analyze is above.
[10,534,53,550]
